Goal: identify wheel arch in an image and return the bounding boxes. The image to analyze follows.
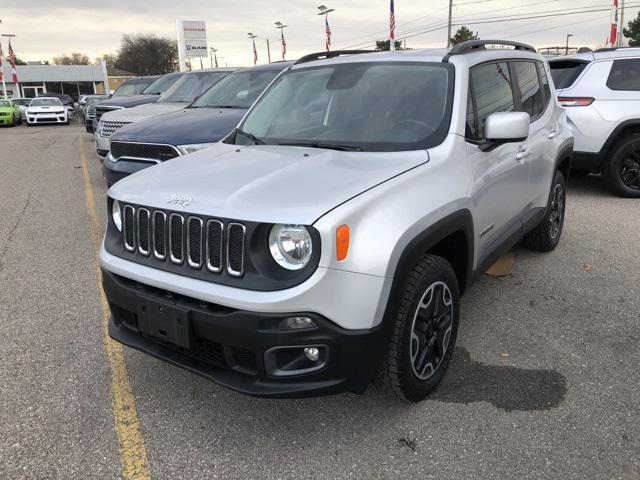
[599,119,640,166]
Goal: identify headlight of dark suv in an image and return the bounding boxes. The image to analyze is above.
[268,224,313,270]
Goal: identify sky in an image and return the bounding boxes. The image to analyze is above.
[0,0,634,67]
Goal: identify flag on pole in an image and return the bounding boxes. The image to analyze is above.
[281,30,287,60]
[609,0,619,46]
[252,38,258,65]
[0,42,4,83]
[390,0,396,41]
[325,16,332,51]
[8,40,19,82]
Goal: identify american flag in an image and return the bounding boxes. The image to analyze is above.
[281,30,287,60]
[390,0,396,41]
[325,16,332,51]
[252,38,258,65]
[8,40,19,83]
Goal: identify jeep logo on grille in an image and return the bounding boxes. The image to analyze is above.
[167,194,192,207]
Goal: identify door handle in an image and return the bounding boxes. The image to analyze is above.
[547,129,561,139]
[516,149,531,161]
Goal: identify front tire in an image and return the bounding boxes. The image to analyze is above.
[602,136,640,197]
[377,254,460,401]
[523,170,566,252]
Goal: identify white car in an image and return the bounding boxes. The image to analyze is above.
[26,97,69,126]
[12,97,30,121]
[550,47,640,197]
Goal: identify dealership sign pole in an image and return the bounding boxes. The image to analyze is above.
[176,20,208,72]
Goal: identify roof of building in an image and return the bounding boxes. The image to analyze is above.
[1,64,108,83]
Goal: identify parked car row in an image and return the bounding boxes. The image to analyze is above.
[99,41,587,402]
[0,97,73,126]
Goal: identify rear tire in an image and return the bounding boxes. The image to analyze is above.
[377,254,460,401]
[602,136,640,197]
[523,170,566,252]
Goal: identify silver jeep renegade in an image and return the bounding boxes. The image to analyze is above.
[101,40,573,401]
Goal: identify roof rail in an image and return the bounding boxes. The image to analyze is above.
[295,50,376,65]
[594,46,640,52]
[443,40,536,62]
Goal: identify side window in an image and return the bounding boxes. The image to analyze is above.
[469,62,515,140]
[607,59,640,91]
[466,89,476,140]
[513,61,544,119]
[538,62,551,102]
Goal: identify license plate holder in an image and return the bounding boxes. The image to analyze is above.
[137,295,191,349]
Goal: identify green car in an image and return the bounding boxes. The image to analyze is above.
[0,99,22,126]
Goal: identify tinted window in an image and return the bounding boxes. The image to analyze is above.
[514,61,544,118]
[112,79,153,97]
[29,98,62,107]
[192,69,282,109]
[607,59,640,91]
[538,62,551,102]
[159,72,229,103]
[470,62,514,140]
[549,60,588,89]
[142,74,182,95]
[238,63,453,152]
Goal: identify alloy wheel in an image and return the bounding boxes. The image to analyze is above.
[621,151,640,190]
[548,183,565,239]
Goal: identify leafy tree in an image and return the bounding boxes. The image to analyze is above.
[623,11,640,47]
[95,53,117,69]
[13,56,27,65]
[52,52,91,65]
[376,39,403,51]
[116,34,178,75]
[450,26,478,46]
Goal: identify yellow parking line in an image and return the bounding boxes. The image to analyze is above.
[79,134,152,480]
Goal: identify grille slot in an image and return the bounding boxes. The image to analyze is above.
[187,217,203,268]
[111,142,181,162]
[99,120,131,138]
[227,223,246,277]
[152,211,167,260]
[123,205,135,251]
[137,208,150,255]
[169,214,184,264]
[206,220,223,273]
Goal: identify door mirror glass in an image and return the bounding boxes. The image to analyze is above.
[482,111,530,150]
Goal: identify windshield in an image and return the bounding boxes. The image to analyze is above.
[237,62,453,152]
[29,98,62,107]
[159,72,228,103]
[14,99,29,106]
[112,79,152,97]
[0,101,11,107]
[191,69,281,109]
[142,74,182,95]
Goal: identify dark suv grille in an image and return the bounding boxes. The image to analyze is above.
[111,142,181,162]
[121,204,246,277]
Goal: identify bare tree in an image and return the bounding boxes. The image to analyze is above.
[52,52,91,65]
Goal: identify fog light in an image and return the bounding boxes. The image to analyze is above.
[279,316,317,330]
[304,347,320,362]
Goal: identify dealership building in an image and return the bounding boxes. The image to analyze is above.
[1,62,112,100]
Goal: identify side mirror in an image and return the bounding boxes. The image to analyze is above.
[481,111,530,151]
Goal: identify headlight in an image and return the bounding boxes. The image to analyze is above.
[269,224,313,271]
[112,200,122,231]
[177,143,216,155]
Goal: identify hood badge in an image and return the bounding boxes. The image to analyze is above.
[167,194,192,207]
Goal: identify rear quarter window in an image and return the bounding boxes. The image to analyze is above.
[549,60,589,89]
[607,58,640,91]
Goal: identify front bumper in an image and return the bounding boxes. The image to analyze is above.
[0,115,13,124]
[103,269,387,397]
[27,115,67,124]
[95,134,111,160]
[103,154,155,186]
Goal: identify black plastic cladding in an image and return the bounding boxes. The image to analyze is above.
[105,198,322,292]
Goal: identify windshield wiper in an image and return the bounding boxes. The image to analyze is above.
[235,128,265,145]
[278,142,364,152]
[211,105,242,109]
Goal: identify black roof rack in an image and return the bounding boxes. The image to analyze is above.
[295,50,376,65]
[443,40,536,62]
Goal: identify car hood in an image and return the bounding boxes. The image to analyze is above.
[112,107,246,145]
[102,102,187,124]
[109,142,429,225]
[96,94,160,109]
[26,106,65,113]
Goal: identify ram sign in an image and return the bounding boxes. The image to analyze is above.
[176,20,208,70]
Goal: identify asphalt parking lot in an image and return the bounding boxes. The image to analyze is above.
[0,121,638,480]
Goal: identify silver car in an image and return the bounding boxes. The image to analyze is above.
[101,41,573,401]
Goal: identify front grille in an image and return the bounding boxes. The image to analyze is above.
[99,121,131,138]
[111,142,181,162]
[95,106,122,122]
[119,203,247,278]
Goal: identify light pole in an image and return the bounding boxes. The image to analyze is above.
[447,0,453,48]
[210,47,218,68]
[565,33,573,55]
[317,5,335,51]
[275,21,287,61]
[266,38,271,64]
[248,32,258,65]
[618,0,626,46]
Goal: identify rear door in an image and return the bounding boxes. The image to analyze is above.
[466,61,530,261]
